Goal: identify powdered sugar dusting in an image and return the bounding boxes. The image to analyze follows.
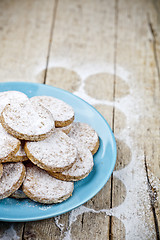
[26,130,77,170]
[31,96,74,123]
[0,91,28,115]
[48,61,156,240]
[23,164,74,203]
[2,100,55,136]
[0,224,20,240]
[68,122,99,153]
[0,123,20,159]
[61,144,93,179]
[0,162,24,198]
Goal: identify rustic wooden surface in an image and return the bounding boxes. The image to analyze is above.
[0,0,159,239]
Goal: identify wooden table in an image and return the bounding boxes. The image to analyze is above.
[0,0,159,239]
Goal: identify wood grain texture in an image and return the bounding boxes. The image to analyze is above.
[45,0,116,239]
[0,0,55,82]
[0,0,56,238]
[113,0,160,238]
[0,0,159,239]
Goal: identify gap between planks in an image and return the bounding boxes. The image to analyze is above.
[109,0,119,239]
[144,152,160,240]
[43,0,59,84]
[22,1,58,239]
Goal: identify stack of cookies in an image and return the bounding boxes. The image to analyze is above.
[0,91,99,204]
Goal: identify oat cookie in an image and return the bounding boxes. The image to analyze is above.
[0,91,28,114]
[30,96,74,127]
[68,122,99,155]
[24,130,77,172]
[50,144,94,181]
[0,162,26,199]
[1,99,55,141]
[0,123,20,163]
[0,164,3,179]
[22,164,74,204]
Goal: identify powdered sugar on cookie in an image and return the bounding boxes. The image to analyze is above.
[22,164,74,204]
[51,144,94,181]
[68,122,99,155]
[0,91,28,114]
[1,100,55,140]
[0,162,26,199]
[0,123,20,162]
[31,96,74,127]
[25,130,77,172]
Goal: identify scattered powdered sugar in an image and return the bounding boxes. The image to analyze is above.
[30,96,74,123]
[0,224,20,240]
[48,61,157,240]
[23,164,74,203]
[26,130,77,170]
[68,122,99,153]
[0,162,24,198]
[0,123,20,159]
[2,100,55,136]
[0,91,28,115]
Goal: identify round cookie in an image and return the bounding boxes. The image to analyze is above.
[0,91,28,114]
[24,130,77,172]
[68,122,99,155]
[50,145,94,181]
[11,141,28,162]
[0,162,26,199]
[1,99,55,141]
[10,187,27,199]
[30,96,74,127]
[0,123,20,163]
[22,164,74,204]
[0,164,3,179]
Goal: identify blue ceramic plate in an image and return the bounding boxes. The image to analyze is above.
[0,82,116,222]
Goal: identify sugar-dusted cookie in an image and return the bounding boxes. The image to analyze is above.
[24,130,77,172]
[22,164,74,204]
[30,96,74,127]
[10,187,27,199]
[68,122,99,155]
[0,162,26,199]
[11,141,28,162]
[0,123,20,163]
[1,100,55,141]
[0,164,3,179]
[0,91,28,114]
[50,144,94,181]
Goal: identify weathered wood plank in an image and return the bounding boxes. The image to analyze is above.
[0,0,55,82]
[44,0,116,239]
[112,0,160,238]
[0,0,55,238]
